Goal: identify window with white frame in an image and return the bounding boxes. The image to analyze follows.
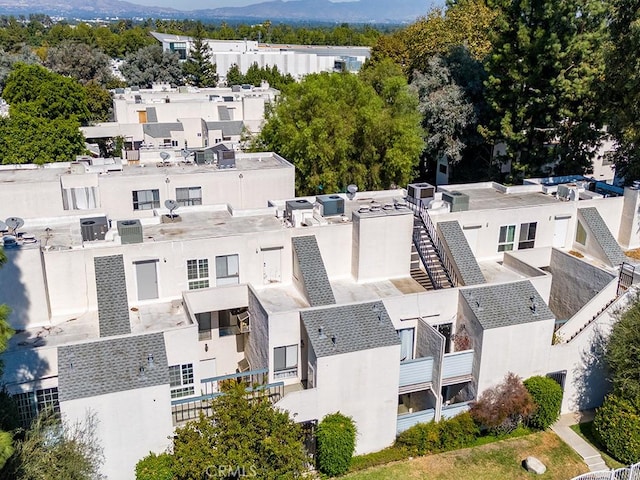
[176,186,202,206]
[62,187,99,210]
[187,259,209,290]
[14,387,60,427]
[169,364,194,398]
[132,189,160,210]
[216,254,239,286]
[397,328,415,362]
[518,222,537,249]
[498,225,516,252]
[274,345,298,379]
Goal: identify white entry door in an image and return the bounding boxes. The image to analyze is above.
[553,216,570,248]
[463,225,481,255]
[135,260,159,300]
[262,247,282,284]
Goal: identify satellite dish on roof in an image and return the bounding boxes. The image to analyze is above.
[346,184,358,200]
[181,149,193,159]
[5,217,24,234]
[0,220,6,232]
[160,151,171,161]
[164,199,179,219]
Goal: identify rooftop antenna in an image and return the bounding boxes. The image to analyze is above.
[5,217,24,235]
[164,199,179,221]
[346,184,358,200]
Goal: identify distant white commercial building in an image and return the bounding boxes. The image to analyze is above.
[0,157,638,478]
[149,31,370,81]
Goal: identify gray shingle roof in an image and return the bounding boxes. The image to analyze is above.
[437,220,485,286]
[292,235,336,307]
[146,107,158,123]
[206,120,244,137]
[142,122,183,138]
[578,207,626,267]
[217,105,231,121]
[57,333,169,402]
[461,281,554,329]
[302,301,400,357]
[95,255,131,337]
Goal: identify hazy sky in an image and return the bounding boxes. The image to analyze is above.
[132,0,357,12]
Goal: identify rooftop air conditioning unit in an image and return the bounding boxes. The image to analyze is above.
[285,199,314,227]
[80,216,108,242]
[117,220,143,244]
[316,194,345,216]
[217,150,236,169]
[442,191,470,212]
[407,183,435,202]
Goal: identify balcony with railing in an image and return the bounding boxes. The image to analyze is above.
[441,400,473,419]
[397,408,436,434]
[441,350,474,386]
[399,356,434,394]
[171,368,283,425]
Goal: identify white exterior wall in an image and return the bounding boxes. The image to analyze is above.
[60,385,173,480]
[2,344,58,392]
[476,319,555,394]
[268,310,301,386]
[351,212,413,282]
[432,196,624,261]
[0,246,49,329]
[383,289,460,329]
[277,344,401,455]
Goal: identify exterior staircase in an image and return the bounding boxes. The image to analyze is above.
[412,217,454,290]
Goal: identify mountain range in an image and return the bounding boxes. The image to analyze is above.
[0,0,431,23]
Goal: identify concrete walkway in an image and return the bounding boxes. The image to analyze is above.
[551,411,609,472]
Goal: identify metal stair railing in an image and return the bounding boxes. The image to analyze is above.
[406,197,456,288]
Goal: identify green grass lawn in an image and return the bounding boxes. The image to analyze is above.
[570,421,625,469]
[344,431,588,480]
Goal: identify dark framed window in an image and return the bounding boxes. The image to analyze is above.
[518,222,537,249]
[274,345,298,379]
[132,189,160,210]
[216,255,239,286]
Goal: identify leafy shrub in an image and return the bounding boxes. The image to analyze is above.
[524,376,563,430]
[594,394,640,464]
[316,412,357,476]
[470,372,535,435]
[396,412,479,455]
[135,452,174,480]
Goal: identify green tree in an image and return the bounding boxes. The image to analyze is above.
[121,45,183,88]
[484,0,608,179]
[604,296,640,408]
[0,45,40,93]
[0,106,85,164]
[225,64,243,86]
[44,40,113,86]
[411,56,476,171]
[136,452,174,480]
[1,411,103,480]
[83,80,112,123]
[523,376,563,430]
[316,413,356,477]
[2,63,90,123]
[604,0,640,183]
[256,72,423,195]
[172,384,308,480]
[182,23,217,88]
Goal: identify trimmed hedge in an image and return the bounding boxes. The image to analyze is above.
[524,376,563,430]
[316,412,357,477]
[594,394,640,465]
[396,412,479,455]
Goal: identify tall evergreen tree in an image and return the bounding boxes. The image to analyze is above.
[182,23,217,88]
[484,0,608,179]
[605,0,640,183]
